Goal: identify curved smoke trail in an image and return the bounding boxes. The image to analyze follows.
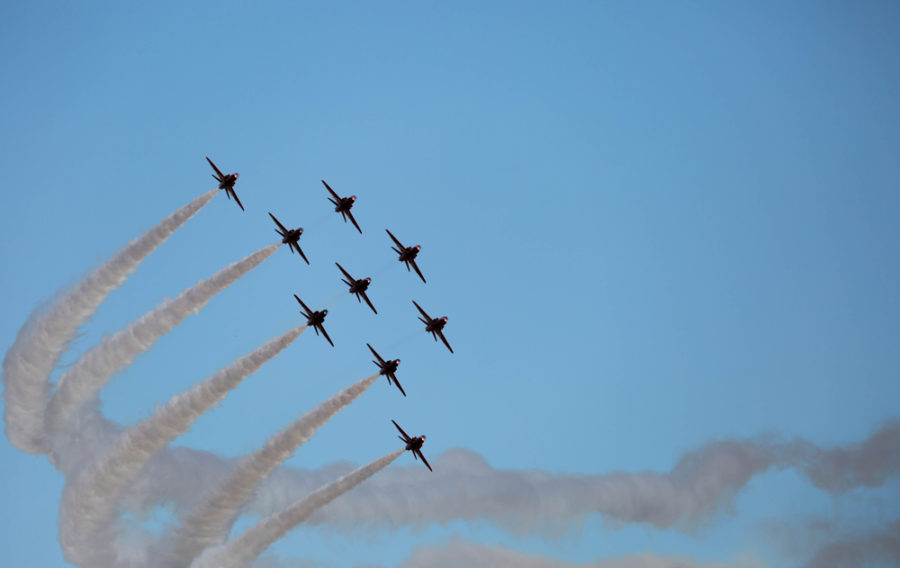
[238,421,900,534]
[192,450,404,568]
[169,373,380,565]
[58,325,305,568]
[4,185,899,568]
[2,189,218,454]
[46,243,281,438]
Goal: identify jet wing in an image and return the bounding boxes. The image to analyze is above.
[409,259,427,284]
[345,209,362,234]
[293,295,312,316]
[367,343,386,365]
[206,157,225,179]
[293,243,310,265]
[415,449,433,472]
[229,188,245,211]
[269,212,289,233]
[391,375,407,397]
[335,262,355,282]
[437,330,454,354]
[385,229,405,249]
[319,325,334,347]
[321,180,340,201]
[360,291,377,314]
[392,419,411,441]
[412,300,432,321]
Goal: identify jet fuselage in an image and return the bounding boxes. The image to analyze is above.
[217,173,238,189]
[380,359,400,376]
[334,196,356,212]
[348,278,370,294]
[281,228,303,244]
[405,435,425,452]
[425,317,448,333]
[398,246,420,263]
[307,310,327,327]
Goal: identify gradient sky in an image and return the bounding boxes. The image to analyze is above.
[2,2,899,567]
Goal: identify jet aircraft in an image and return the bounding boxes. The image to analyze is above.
[412,300,453,353]
[322,180,362,233]
[270,213,309,264]
[367,343,404,396]
[294,295,332,346]
[336,262,377,314]
[386,229,426,283]
[206,157,243,211]
[392,419,431,471]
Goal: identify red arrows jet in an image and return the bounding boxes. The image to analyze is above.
[270,213,309,264]
[386,229,426,283]
[392,419,431,471]
[322,180,362,234]
[367,343,404,396]
[412,300,453,353]
[206,157,243,211]
[335,262,376,314]
[294,295,332,347]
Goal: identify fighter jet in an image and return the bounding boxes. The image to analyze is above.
[322,180,362,234]
[206,157,243,211]
[386,229,426,283]
[412,300,453,354]
[294,295,332,347]
[270,213,309,264]
[392,419,431,471]
[367,343,404,396]
[336,262,376,314]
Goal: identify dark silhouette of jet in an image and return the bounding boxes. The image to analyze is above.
[367,343,404,396]
[392,419,431,471]
[322,180,361,234]
[335,262,376,314]
[386,229,425,283]
[412,300,452,354]
[294,295,332,347]
[206,157,243,211]
[270,213,309,264]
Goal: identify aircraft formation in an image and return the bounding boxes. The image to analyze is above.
[207,156,446,471]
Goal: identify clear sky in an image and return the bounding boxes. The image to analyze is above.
[2,2,899,567]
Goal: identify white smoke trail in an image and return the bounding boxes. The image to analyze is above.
[804,519,900,568]
[170,373,380,565]
[2,189,218,454]
[237,421,900,534]
[63,420,899,543]
[398,536,742,568]
[46,243,281,438]
[58,325,306,568]
[192,450,404,568]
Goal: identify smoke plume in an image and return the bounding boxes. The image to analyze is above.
[58,325,305,567]
[398,537,744,568]
[170,373,380,565]
[241,422,900,533]
[3,189,217,454]
[192,450,404,568]
[46,243,280,438]
[804,520,900,568]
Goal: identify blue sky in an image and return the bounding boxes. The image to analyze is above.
[2,2,899,567]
